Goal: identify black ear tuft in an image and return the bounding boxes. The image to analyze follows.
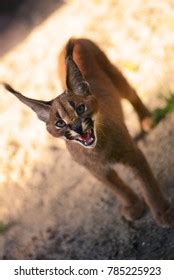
[3,82,17,94]
[65,38,75,60]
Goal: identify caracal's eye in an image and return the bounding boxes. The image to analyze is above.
[55,119,66,128]
[76,104,85,115]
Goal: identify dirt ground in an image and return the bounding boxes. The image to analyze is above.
[0,0,174,259]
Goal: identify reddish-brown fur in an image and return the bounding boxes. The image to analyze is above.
[58,38,174,227]
[3,38,174,227]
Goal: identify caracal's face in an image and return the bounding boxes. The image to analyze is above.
[46,92,98,148]
[3,41,99,148]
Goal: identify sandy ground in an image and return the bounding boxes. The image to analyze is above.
[0,0,174,259]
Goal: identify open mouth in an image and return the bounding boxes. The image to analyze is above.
[76,128,95,147]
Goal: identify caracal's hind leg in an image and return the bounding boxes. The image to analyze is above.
[128,146,174,227]
[109,65,151,133]
[119,85,151,133]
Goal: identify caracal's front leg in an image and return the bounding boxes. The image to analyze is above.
[89,166,145,222]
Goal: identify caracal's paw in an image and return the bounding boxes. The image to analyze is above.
[141,116,152,133]
[155,206,174,228]
[120,200,145,222]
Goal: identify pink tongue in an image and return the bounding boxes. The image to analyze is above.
[79,132,92,144]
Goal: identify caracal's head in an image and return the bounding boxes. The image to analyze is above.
[2,41,99,148]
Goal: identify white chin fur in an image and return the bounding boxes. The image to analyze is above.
[76,139,97,149]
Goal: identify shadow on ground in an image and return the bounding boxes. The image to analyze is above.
[0,0,64,56]
[1,112,174,260]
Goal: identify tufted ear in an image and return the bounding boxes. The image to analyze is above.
[3,83,52,122]
[65,39,90,96]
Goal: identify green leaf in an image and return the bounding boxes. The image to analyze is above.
[152,94,174,127]
[0,222,9,234]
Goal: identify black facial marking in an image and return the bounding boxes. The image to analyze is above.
[64,130,74,140]
[69,100,75,109]
[56,112,60,118]
[59,97,71,118]
[85,117,93,127]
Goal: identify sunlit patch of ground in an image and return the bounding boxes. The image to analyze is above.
[0,0,174,259]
